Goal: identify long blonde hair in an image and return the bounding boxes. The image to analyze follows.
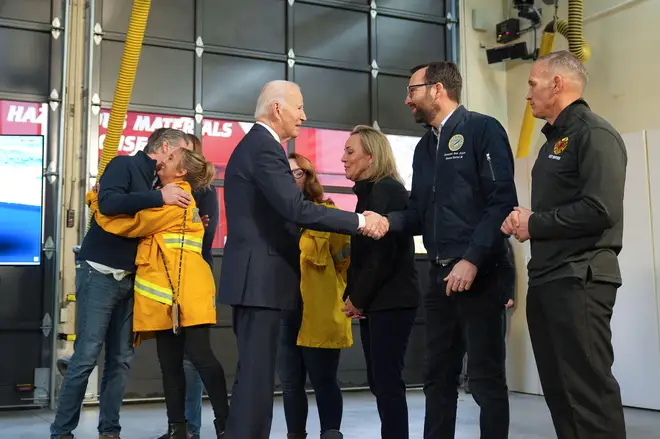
[350,125,402,183]
[179,148,215,190]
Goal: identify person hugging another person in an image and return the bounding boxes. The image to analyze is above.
[86,147,228,439]
[277,152,353,439]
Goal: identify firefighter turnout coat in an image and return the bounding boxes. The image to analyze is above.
[86,181,216,338]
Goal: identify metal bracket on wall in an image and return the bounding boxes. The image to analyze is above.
[91,93,101,116]
[41,313,53,337]
[373,120,381,131]
[371,59,379,78]
[446,12,458,31]
[93,23,103,46]
[49,89,61,112]
[288,0,294,5]
[195,104,203,124]
[370,1,377,19]
[44,163,58,185]
[195,37,204,57]
[287,49,295,68]
[43,236,56,259]
[51,17,64,40]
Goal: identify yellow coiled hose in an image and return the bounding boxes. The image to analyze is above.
[96,0,152,179]
[515,0,590,158]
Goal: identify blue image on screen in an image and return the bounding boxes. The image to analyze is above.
[0,135,45,265]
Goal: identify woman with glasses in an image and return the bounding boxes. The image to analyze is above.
[277,152,352,439]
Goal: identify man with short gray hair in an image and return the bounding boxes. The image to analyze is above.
[502,50,627,439]
[50,128,192,439]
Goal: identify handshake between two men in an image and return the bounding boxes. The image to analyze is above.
[500,206,533,242]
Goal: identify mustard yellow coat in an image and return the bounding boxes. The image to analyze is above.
[297,202,353,349]
[86,181,216,338]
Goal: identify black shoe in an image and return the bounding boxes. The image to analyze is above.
[213,419,225,438]
[320,431,343,439]
[165,423,187,439]
[287,434,307,439]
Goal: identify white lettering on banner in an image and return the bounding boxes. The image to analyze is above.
[98,134,149,154]
[6,105,47,125]
[202,120,232,137]
[132,116,195,133]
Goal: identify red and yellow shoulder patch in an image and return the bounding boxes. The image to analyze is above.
[553,137,569,155]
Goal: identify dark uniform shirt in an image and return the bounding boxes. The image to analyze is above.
[528,99,627,287]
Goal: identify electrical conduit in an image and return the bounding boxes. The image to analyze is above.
[515,0,590,158]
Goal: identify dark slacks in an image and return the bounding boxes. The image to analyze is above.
[423,263,509,439]
[224,306,281,439]
[360,308,417,439]
[155,325,228,430]
[278,308,343,435]
[527,275,626,439]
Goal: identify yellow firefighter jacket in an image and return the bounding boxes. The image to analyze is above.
[296,201,353,349]
[85,181,216,339]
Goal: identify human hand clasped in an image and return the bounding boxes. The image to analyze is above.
[359,211,389,240]
[501,206,532,243]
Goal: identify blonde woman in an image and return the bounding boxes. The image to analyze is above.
[277,153,352,439]
[86,148,227,439]
[341,125,420,439]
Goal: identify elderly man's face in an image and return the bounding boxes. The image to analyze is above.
[526,62,557,121]
[274,87,306,140]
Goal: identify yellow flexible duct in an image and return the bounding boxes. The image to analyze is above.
[97,0,152,179]
[515,0,590,158]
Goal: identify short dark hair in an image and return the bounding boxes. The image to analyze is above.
[411,61,462,103]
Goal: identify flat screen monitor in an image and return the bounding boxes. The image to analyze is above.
[0,135,45,265]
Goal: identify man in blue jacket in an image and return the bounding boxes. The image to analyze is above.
[383,62,518,439]
[50,129,193,439]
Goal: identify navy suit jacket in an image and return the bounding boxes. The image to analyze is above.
[219,124,359,310]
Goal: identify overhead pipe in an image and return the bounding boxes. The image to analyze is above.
[515,0,590,158]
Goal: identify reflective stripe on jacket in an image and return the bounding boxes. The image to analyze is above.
[86,181,216,340]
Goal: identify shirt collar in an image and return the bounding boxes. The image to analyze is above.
[256,121,281,143]
[541,98,589,137]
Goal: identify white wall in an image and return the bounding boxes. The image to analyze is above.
[460,0,660,407]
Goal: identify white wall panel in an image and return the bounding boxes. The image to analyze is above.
[611,131,660,409]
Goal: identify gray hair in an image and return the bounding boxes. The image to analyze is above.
[537,50,588,87]
[143,128,187,153]
[254,80,300,119]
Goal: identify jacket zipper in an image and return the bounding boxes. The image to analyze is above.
[486,153,496,181]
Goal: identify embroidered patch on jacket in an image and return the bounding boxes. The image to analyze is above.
[448,134,464,152]
[553,137,569,155]
[191,208,201,223]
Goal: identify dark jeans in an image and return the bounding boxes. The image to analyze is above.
[183,356,204,435]
[527,276,626,439]
[156,325,228,430]
[277,309,343,435]
[423,264,509,439]
[50,261,135,439]
[360,308,416,439]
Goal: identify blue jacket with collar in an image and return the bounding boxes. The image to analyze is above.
[387,106,518,268]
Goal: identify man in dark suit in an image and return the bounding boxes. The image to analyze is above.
[220,80,386,439]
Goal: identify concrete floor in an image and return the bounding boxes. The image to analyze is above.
[1,389,658,438]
